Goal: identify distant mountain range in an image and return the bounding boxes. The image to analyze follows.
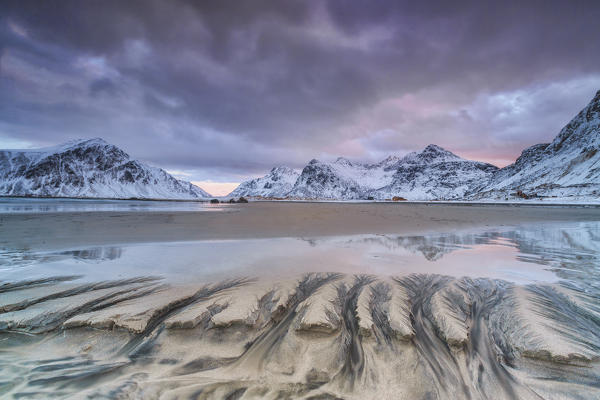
[0,138,211,199]
[283,145,498,200]
[230,90,600,201]
[1,91,598,202]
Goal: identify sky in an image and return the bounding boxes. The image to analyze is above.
[2,1,600,195]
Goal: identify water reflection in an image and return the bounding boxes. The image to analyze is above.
[322,232,501,261]
[2,222,599,290]
[59,247,123,262]
[0,247,124,270]
[0,197,234,214]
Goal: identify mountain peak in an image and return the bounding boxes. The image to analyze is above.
[270,165,295,175]
[548,89,600,153]
[334,157,354,166]
[408,144,462,164]
[229,165,299,197]
[422,144,451,154]
[375,155,402,169]
[62,137,111,148]
[0,138,211,199]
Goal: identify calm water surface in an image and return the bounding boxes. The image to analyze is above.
[2,216,598,290]
[0,197,228,213]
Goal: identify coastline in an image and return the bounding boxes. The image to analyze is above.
[1,200,599,398]
[2,202,600,252]
[2,194,600,206]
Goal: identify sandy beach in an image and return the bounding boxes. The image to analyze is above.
[2,201,600,250]
[1,201,599,399]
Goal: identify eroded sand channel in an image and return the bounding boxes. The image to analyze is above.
[0,201,599,399]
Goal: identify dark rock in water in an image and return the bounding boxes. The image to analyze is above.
[229,198,236,203]
[367,196,374,200]
[210,199,220,204]
[392,196,407,201]
[237,197,248,203]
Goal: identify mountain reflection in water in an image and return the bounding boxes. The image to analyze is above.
[2,222,598,290]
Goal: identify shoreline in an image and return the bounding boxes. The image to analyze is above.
[1,200,599,398]
[2,195,600,207]
[2,202,600,251]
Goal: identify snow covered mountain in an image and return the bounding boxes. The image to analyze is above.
[0,138,211,199]
[287,155,398,199]
[231,90,600,202]
[471,90,600,200]
[373,145,499,200]
[286,145,498,200]
[228,166,299,198]
[10,90,597,202]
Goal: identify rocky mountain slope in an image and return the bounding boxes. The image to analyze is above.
[233,145,498,200]
[228,166,299,198]
[287,155,400,200]
[0,138,211,199]
[231,91,600,201]
[471,90,600,200]
[5,90,599,202]
[372,145,498,200]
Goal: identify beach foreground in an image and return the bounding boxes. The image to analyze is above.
[1,273,599,399]
[1,201,599,399]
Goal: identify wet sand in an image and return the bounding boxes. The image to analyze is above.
[2,201,600,250]
[1,202,600,399]
[1,273,599,399]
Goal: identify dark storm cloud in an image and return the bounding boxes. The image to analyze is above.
[1,0,600,181]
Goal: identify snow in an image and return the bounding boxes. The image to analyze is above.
[471,90,600,200]
[284,144,497,200]
[2,90,599,202]
[230,91,600,202]
[228,166,299,198]
[0,138,211,199]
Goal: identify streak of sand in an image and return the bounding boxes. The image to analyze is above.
[1,273,599,399]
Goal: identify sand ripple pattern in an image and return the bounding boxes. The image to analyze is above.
[0,273,599,399]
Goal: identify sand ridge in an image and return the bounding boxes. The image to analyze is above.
[0,272,598,399]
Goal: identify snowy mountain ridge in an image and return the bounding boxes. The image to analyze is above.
[471,89,600,200]
[228,165,299,198]
[230,91,600,201]
[0,138,211,199]
[3,90,599,202]
[231,144,499,200]
[285,144,498,200]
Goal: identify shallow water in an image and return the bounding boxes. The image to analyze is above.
[2,221,599,288]
[0,197,230,213]
[1,200,600,399]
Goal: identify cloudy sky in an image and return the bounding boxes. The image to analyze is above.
[2,1,600,194]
